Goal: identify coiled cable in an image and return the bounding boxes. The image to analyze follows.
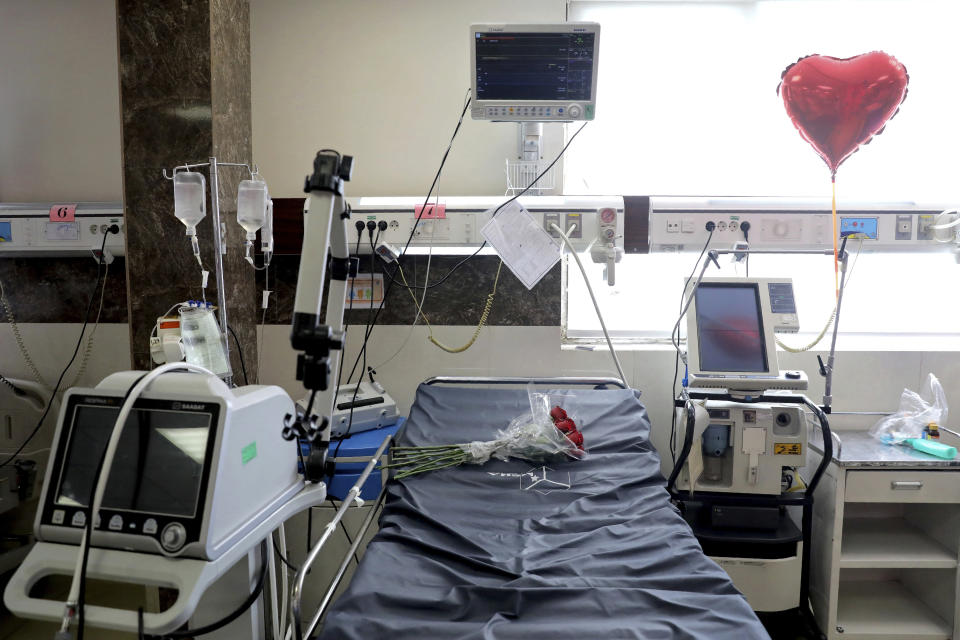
[397,260,502,354]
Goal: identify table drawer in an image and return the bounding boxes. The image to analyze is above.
[845,470,960,503]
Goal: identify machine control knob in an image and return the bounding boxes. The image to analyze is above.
[785,370,802,380]
[567,104,583,119]
[161,522,187,552]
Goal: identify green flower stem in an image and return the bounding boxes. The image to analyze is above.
[395,457,466,479]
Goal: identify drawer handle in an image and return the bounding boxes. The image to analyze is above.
[891,481,924,490]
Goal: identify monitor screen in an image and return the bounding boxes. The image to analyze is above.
[56,405,211,518]
[474,32,596,101]
[694,283,769,373]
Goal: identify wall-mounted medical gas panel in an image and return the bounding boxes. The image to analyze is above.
[0,202,125,258]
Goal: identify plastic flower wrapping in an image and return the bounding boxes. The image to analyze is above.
[385,385,587,479]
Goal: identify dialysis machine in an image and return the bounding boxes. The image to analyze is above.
[673,277,818,614]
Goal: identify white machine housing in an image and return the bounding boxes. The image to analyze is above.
[686,277,807,393]
[0,202,125,257]
[348,196,624,255]
[470,23,600,122]
[648,197,954,252]
[675,401,807,495]
[330,381,398,438]
[34,372,300,561]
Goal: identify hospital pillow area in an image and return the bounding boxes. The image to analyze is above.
[305,378,768,640]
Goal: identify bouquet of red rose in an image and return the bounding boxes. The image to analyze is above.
[385,386,587,480]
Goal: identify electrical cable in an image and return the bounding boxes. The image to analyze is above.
[343,112,587,387]
[335,232,365,390]
[0,273,48,387]
[396,260,502,354]
[273,533,298,572]
[775,238,863,353]
[669,230,713,465]
[156,540,269,639]
[550,223,626,386]
[66,363,216,638]
[0,230,113,470]
[0,372,26,398]
[227,324,249,385]
[339,90,472,388]
[370,173,443,370]
[67,261,110,387]
[332,230,380,462]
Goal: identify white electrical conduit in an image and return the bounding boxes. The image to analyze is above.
[549,223,627,387]
[268,534,280,640]
[59,362,217,634]
[278,523,289,635]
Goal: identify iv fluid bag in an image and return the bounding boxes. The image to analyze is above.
[237,179,268,234]
[173,171,207,231]
[179,307,231,379]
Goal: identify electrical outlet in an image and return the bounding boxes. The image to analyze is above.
[895,214,912,240]
[918,214,935,240]
[666,220,680,233]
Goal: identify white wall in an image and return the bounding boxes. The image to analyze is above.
[250,0,567,197]
[0,0,122,202]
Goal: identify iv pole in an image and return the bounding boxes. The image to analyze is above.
[163,158,259,386]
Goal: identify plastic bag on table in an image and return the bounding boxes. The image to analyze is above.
[868,373,949,444]
[458,383,587,464]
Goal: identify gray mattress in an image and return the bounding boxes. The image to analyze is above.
[318,384,768,640]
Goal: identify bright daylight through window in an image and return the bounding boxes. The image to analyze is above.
[562,0,960,346]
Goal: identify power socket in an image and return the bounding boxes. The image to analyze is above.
[918,214,935,241]
[666,220,680,233]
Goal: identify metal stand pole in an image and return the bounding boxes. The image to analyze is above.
[207,156,232,385]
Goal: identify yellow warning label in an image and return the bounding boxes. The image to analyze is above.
[774,443,802,455]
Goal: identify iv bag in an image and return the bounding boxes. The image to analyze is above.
[237,178,268,236]
[173,171,207,233]
[179,307,231,379]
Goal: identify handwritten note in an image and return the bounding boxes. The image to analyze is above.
[481,201,561,290]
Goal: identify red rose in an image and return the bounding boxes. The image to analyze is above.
[567,431,584,447]
[550,406,567,422]
[555,418,576,433]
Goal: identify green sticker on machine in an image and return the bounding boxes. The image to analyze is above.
[242,441,257,465]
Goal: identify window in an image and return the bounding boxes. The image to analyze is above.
[565,0,960,200]
[562,1,960,347]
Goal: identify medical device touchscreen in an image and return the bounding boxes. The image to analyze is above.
[474,32,596,101]
[694,284,768,373]
[56,405,212,518]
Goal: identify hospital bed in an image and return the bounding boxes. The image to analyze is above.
[297,377,769,639]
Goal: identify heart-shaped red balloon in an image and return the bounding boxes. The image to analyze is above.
[779,52,908,177]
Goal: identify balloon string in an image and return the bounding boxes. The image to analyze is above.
[832,177,839,300]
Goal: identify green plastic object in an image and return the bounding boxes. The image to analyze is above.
[905,438,957,459]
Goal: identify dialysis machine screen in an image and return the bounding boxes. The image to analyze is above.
[694,283,769,373]
[55,405,212,518]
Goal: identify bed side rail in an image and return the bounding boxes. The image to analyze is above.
[424,376,628,389]
[290,434,392,640]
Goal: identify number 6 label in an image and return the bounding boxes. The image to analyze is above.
[49,204,76,222]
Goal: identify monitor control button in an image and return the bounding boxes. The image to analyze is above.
[52,510,65,525]
[71,511,86,527]
[567,104,583,118]
[143,518,158,535]
[161,522,187,552]
[108,515,123,531]
[785,371,802,379]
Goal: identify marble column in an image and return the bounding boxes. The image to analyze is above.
[117,0,257,381]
